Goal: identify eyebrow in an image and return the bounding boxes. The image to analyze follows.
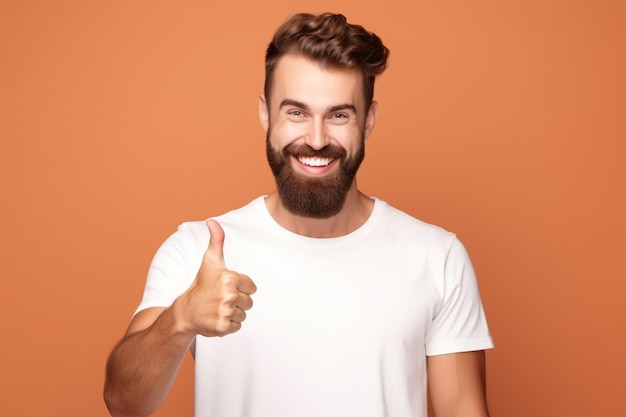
[279,99,358,115]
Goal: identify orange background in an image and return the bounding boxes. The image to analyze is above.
[1,1,624,416]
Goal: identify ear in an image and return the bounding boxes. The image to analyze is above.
[364,100,378,140]
[259,94,269,133]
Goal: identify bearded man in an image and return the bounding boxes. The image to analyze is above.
[105,12,494,417]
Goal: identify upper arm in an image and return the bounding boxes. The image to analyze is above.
[427,350,490,417]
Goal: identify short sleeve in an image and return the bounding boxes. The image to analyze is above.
[134,222,207,316]
[425,237,494,355]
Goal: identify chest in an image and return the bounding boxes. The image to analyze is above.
[222,236,442,351]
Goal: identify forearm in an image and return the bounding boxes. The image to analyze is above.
[104,220,256,416]
[104,304,195,417]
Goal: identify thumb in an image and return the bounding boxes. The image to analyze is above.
[205,219,225,266]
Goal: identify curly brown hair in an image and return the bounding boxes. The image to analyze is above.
[264,13,390,109]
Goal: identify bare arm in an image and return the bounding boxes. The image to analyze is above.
[428,350,490,417]
[103,220,256,417]
[104,306,191,417]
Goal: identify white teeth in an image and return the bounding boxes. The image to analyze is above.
[298,156,333,167]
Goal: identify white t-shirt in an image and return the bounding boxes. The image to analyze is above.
[137,196,493,417]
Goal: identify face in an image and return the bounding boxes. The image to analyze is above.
[260,54,378,218]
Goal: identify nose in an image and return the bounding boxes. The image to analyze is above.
[304,117,330,150]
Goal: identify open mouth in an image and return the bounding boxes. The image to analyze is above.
[297,156,335,167]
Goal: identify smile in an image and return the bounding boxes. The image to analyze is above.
[297,156,335,167]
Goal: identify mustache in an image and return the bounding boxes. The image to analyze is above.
[282,143,346,159]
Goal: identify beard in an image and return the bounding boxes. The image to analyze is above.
[266,135,365,219]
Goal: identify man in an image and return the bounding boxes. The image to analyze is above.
[104,12,493,417]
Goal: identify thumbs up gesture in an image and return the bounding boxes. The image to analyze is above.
[176,220,257,337]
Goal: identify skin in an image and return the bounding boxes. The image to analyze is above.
[259,54,378,238]
[428,351,490,417]
[104,220,257,417]
[103,53,489,417]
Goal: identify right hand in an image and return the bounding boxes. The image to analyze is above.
[176,219,256,337]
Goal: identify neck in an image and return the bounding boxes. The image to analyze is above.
[264,183,374,238]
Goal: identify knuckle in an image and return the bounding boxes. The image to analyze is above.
[221,271,238,284]
[221,290,238,306]
[218,301,236,318]
[213,318,232,336]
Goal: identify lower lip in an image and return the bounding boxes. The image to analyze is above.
[292,156,339,176]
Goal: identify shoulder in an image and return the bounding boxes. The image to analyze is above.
[375,199,457,248]
[158,197,265,254]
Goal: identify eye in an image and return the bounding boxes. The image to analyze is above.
[329,112,350,124]
[286,110,306,121]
